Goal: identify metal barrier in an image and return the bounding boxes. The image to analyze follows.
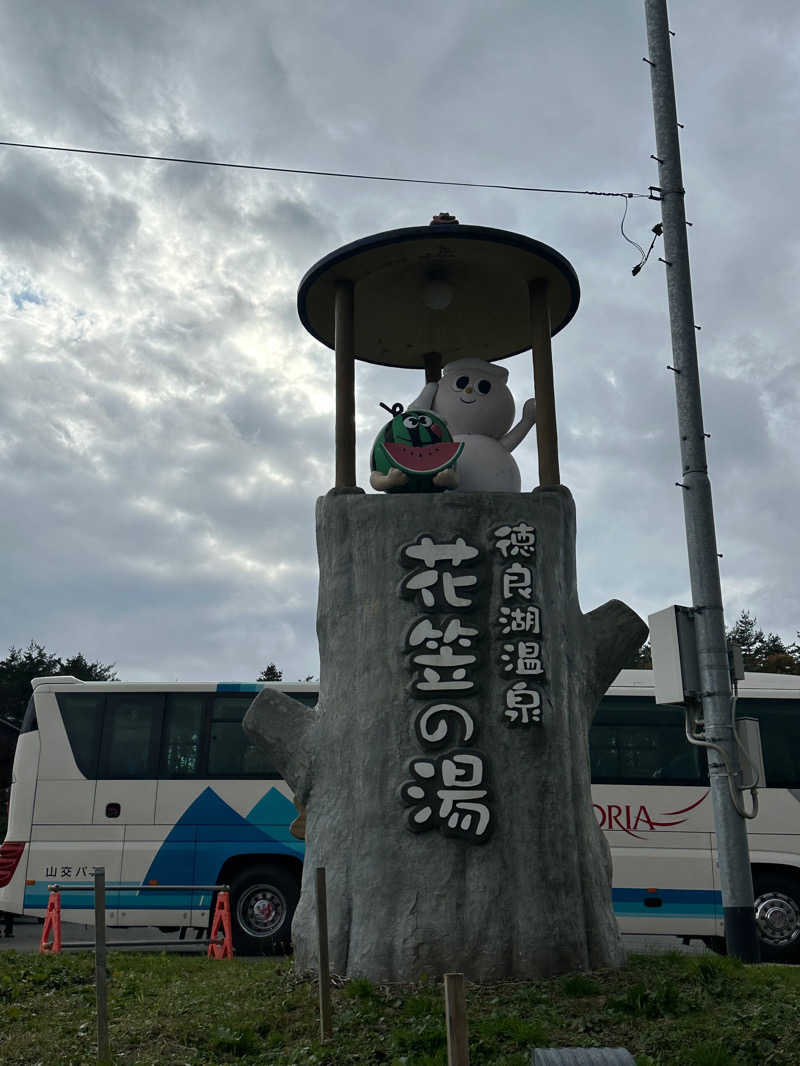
[40,872,232,953]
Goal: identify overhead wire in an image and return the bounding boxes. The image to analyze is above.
[619,195,647,263]
[0,139,651,201]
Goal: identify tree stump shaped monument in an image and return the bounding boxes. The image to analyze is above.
[244,217,647,981]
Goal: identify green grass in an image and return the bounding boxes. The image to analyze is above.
[1,950,800,1065]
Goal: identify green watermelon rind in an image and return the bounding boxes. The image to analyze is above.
[378,439,463,477]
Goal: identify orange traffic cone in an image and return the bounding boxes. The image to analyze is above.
[207,890,234,959]
[40,889,62,954]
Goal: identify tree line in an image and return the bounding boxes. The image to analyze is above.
[0,642,118,730]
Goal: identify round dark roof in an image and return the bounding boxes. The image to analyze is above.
[297,223,580,369]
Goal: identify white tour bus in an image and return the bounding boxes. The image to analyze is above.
[2,670,800,959]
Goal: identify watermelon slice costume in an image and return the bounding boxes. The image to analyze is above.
[370,408,462,493]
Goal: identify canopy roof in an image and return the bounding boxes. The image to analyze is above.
[297,223,580,369]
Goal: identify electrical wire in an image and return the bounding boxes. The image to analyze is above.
[682,696,759,820]
[637,222,663,274]
[0,139,651,201]
[619,195,647,262]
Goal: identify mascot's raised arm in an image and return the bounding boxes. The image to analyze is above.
[408,358,536,492]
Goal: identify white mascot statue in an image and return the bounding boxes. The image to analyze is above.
[409,358,536,492]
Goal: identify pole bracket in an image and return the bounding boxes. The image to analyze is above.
[650,185,685,199]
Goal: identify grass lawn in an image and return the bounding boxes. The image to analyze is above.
[1,949,799,1065]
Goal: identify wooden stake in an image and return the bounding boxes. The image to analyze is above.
[316,867,332,1041]
[423,350,443,383]
[334,281,356,488]
[444,972,469,1066]
[94,868,111,1065]
[529,279,560,487]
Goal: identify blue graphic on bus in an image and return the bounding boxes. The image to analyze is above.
[612,886,721,919]
[137,787,304,908]
[23,786,305,912]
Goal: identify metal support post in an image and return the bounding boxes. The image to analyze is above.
[644,0,759,961]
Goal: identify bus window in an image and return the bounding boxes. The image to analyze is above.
[100,694,163,779]
[57,692,105,777]
[745,701,800,788]
[159,694,205,777]
[590,698,707,785]
[207,695,278,778]
[20,697,38,734]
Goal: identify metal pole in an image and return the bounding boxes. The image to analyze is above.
[94,868,111,1064]
[334,280,356,489]
[528,280,560,487]
[316,867,332,1041]
[643,0,759,962]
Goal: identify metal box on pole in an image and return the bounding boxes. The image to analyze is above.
[649,605,700,705]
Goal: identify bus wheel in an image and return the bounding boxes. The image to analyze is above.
[754,871,800,963]
[229,866,299,956]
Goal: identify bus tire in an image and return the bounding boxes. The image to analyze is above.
[229,865,299,956]
[753,870,800,963]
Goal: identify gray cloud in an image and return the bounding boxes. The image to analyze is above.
[1,0,798,686]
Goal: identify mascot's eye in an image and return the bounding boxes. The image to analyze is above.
[416,414,432,427]
[455,375,470,390]
[402,415,419,428]
[477,379,492,395]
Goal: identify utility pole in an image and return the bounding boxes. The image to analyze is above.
[643,0,760,962]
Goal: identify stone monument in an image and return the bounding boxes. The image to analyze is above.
[244,216,647,981]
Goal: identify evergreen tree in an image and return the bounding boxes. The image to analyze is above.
[726,610,800,674]
[0,641,117,728]
[257,662,283,682]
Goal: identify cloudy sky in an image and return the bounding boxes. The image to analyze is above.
[1,0,797,683]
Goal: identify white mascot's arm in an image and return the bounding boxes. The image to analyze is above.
[408,380,438,412]
[500,397,536,452]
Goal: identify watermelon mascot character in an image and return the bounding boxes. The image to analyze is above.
[370,404,462,493]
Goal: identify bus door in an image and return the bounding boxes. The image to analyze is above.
[92,692,161,923]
